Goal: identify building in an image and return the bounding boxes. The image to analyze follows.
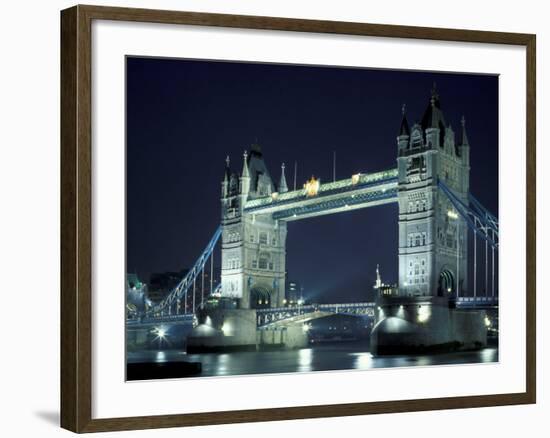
[126,273,148,315]
[397,85,469,298]
[372,264,398,298]
[220,144,288,309]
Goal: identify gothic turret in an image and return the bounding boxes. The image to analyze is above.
[244,141,275,198]
[239,150,251,198]
[459,115,470,166]
[421,84,446,148]
[278,162,288,193]
[459,115,469,147]
[221,155,231,198]
[399,104,410,136]
[397,104,410,155]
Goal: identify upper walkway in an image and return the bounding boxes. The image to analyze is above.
[244,168,398,221]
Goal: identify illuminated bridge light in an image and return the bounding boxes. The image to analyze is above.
[303,176,320,197]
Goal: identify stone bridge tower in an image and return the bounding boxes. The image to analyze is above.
[397,87,470,298]
[220,143,287,309]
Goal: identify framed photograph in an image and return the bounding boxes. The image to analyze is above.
[60,5,536,433]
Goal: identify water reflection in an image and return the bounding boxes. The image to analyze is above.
[298,348,313,372]
[216,354,230,375]
[351,352,373,369]
[155,351,166,362]
[127,344,499,379]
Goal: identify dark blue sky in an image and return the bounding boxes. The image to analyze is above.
[126,57,498,303]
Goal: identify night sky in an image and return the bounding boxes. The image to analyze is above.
[126,57,498,303]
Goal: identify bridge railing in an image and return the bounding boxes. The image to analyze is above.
[126,313,195,326]
[455,296,499,308]
[256,302,376,327]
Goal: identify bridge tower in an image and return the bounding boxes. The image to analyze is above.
[220,143,287,309]
[396,87,470,299]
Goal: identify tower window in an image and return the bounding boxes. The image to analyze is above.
[259,232,268,245]
[258,252,270,270]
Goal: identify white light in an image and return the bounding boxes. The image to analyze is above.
[302,323,310,333]
[447,210,459,220]
[397,304,405,318]
[221,322,232,334]
[484,316,492,327]
[417,306,431,323]
[156,328,166,338]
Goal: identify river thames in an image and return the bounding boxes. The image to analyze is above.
[127,342,498,380]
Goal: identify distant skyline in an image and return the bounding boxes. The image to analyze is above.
[126,57,498,303]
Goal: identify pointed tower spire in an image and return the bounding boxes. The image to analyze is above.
[460,115,469,146]
[399,103,410,136]
[239,149,251,198]
[223,155,231,182]
[279,162,288,193]
[431,82,439,106]
[375,264,382,289]
[221,155,231,198]
[241,150,249,178]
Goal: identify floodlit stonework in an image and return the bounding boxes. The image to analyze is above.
[397,86,470,298]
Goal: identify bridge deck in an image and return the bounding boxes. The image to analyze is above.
[126,297,498,328]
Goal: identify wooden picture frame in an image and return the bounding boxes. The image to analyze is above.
[60,4,536,433]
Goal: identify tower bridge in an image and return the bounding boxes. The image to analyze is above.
[128,87,499,354]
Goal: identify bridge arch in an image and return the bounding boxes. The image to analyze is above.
[438,269,455,297]
[250,285,273,309]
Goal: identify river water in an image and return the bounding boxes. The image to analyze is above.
[127,342,498,379]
